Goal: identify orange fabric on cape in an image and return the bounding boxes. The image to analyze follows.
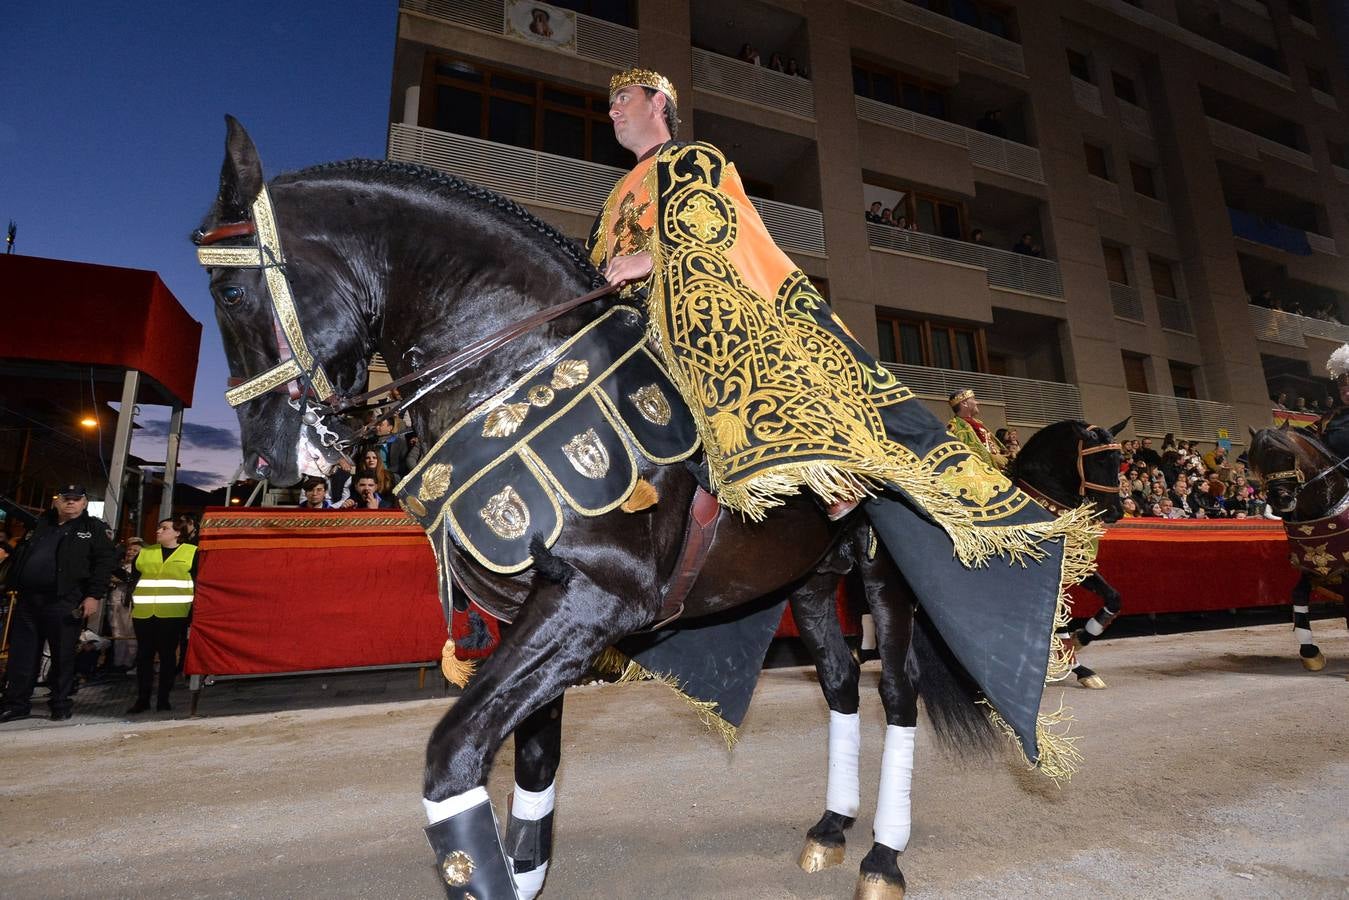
[719,164,797,302]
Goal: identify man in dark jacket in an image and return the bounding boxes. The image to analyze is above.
[0,485,116,722]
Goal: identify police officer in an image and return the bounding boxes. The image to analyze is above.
[0,484,115,722]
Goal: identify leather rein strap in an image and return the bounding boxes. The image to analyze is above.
[1077,439,1121,495]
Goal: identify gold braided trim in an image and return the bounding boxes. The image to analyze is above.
[592,646,738,749]
[983,695,1083,784]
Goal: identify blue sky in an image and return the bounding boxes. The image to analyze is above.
[2,3,396,487]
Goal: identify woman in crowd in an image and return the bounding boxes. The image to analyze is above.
[361,448,396,495]
[128,519,198,713]
[1121,496,1141,518]
[105,537,142,671]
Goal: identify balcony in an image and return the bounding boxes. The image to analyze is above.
[1090,176,1122,215]
[1137,196,1173,234]
[1334,166,1349,185]
[854,96,1045,184]
[1071,78,1104,117]
[882,363,1082,426]
[1248,304,1349,347]
[400,0,638,68]
[1110,281,1144,322]
[846,0,1025,75]
[1312,88,1337,110]
[1157,295,1195,334]
[1119,100,1153,139]
[867,223,1063,298]
[690,48,815,120]
[1207,117,1314,170]
[1291,16,1317,37]
[386,124,829,256]
[1128,392,1240,444]
[1227,207,1336,256]
[1227,0,1269,19]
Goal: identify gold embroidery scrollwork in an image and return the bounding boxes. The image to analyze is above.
[936,458,1011,507]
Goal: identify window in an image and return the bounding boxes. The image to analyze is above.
[1307,66,1332,93]
[853,60,948,119]
[876,314,987,372]
[1149,257,1178,298]
[1102,243,1129,284]
[914,193,964,239]
[1084,142,1111,180]
[1067,49,1092,83]
[1130,161,1158,198]
[1170,362,1197,400]
[1111,72,1139,105]
[1122,354,1150,393]
[425,58,627,167]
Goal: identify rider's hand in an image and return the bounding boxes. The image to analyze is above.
[604,252,653,286]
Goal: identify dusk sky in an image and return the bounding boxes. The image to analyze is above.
[3,3,396,488]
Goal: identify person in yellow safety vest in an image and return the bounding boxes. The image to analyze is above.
[128,518,198,714]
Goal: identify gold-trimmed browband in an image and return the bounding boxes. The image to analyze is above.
[196,185,335,407]
[609,67,677,107]
[949,388,975,409]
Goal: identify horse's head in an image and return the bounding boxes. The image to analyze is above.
[193,118,371,485]
[1249,426,1307,515]
[1012,418,1125,523]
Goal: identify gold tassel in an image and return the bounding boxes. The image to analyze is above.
[440,638,476,688]
[620,478,659,513]
[590,645,739,749]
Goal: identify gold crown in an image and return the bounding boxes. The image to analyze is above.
[949,388,975,409]
[609,68,678,108]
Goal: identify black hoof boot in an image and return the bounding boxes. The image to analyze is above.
[424,792,518,899]
[798,809,855,872]
[855,841,906,899]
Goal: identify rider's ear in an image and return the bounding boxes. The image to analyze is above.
[216,115,265,223]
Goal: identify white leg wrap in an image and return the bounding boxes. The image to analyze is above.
[514,864,548,900]
[1295,627,1313,645]
[511,781,556,821]
[826,711,862,817]
[860,614,877,651]
[423,785,490,824]
[873,725,916,852]
[1085,617,1106,636]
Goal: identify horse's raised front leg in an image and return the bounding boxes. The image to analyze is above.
[507,692,564,900]
[1063,572,1123,689]
[1292,573,1327,671]
[854,544,916,900]
[422,568,651,899]
[790,570,861,874]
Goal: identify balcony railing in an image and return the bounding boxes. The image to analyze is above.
[1306,232,1339,256]
[387,124,828,256]
[1071,78,1104,116]
[691,48,815,119]
[846,0,1025,74]
[1157,295,1194,334]
[1084,0,1293,90]
[1128,392,1240,444]
[1247,304,1349,346]
[882,364,1083,426]
[1206,117,1314,169]
[1291,16,1317,36]
[1090,176,1122,215]
[1110,281,1144,321]
[1312,88,1338,110]
[1137,195,1173,233]
[400,0,638,68]
[1119,100,1153,138]
[1227,0,1270,19]
[867,223,1063,298]
[854,96,1045,184]
[1334,165,1349,185]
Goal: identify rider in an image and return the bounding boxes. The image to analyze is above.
[591,67,1098,777]
[1317,343,1349,456]
[946,389,1008,472]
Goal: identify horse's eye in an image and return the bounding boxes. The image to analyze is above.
[215,284,246,306]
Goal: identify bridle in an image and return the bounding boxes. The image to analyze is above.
[194,185,616,452]
[1017,430,1121,516]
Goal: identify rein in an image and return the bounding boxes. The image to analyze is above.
[1016,432,1121,516]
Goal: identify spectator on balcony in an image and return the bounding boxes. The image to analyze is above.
[896,215,918,232]
[738,43,761,66]
[1294,396,1309,412]
[1011,232,1042,257]
[969,228,990,246]
[975,109,1006,138]
[768,52,785,72]
[866,202,883,223]
[880,208,895,226]
[786,57,807,78]
[1134,437,1162,468]
[1272,391,1289,410]
[1314,301,1342,324]
[1252,288,1276,308]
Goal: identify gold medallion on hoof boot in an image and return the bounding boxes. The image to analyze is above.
[854,873,905,900]
[1079,674,1108,689]
[798,837,846,873]
[1301,650,1327,671]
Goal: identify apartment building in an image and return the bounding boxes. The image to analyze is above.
[385,0,1349,447]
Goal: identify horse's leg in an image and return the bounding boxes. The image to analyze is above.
[1065,573,1123,689]
[507,692,565,899]
[422,573,650,899]
[855,545,917,900]
[1292,574,1327,671]
[790,571,862,873]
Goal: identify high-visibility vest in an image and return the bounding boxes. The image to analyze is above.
[132,544,197,619]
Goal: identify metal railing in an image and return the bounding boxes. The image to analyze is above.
[1128,392,1240,444]
[1072,78,1104,116]
[846,0,1025,74]
[1249,303,1349,345]
[691,48,815,119]
[854,96,1044,183]
[1157,295,1194,334]
[1226,0,1270,18]
[400,0,638,68]
[1291,15,1317,36]
[1090,175,1122,215]
[1312,88,1338,110]
[1110,281,1144,321]
[867,223,1063,298]
[1306,232,1339,256]
[1137,195,1173,233]
[1119,100,1153,138]
[387,124,828,256]
[1206,116,1311,168]
[883,363,1083,426]
[1334,165,1349,185]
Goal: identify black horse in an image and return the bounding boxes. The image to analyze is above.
[194,120,1114,898]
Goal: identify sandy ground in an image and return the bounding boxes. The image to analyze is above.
[1,621,1346,899]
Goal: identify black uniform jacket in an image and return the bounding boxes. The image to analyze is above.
[4,509,116,600]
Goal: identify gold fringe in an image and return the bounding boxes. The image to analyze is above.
[591,645,739,749]
[440,638,476,688]
[983,694,1083,784]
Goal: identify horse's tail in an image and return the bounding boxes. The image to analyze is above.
[907,607,999,758]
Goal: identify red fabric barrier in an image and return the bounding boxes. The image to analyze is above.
[1068,519,1305,617]
[185,508,446,676]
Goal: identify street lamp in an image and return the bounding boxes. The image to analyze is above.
[79,416,98,428]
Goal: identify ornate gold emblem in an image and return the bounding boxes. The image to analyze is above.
[1298,524,1316,535]
[692,150,714,183]
[402,495,427,518]
[612,192,652,257]
[561,428,611,479]
[629,384,672,425]
[527,385,555,407]
[480,486,531,540]
[675,193,728,242]
[483,402,529,438]
[937,458,1011,506]
[550,359,589,390]
[419,463,454,502]
[1303,542,1336,575]
[441,850,475,887]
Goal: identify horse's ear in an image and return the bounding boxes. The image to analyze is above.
[1107,416,1131,438]
[1249,426,1260,443]
[216,115,264,222]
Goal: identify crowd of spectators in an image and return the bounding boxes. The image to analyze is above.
[1251,288,1343,324]
[1116,435,1273,520]
[296,414,422,511]
[861,204,1044,257]
[736,43,810,78]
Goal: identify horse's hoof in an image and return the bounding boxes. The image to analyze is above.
[1078,674,1107,690]
[799,836,846,873]
[1301,650,1327,671]
[854,873,905,900]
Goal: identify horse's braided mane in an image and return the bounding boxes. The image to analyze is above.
[274,158,604,288]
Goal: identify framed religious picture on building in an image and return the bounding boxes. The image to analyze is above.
[505,0,578,53]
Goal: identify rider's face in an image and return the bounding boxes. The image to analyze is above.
[609,87,664,153]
